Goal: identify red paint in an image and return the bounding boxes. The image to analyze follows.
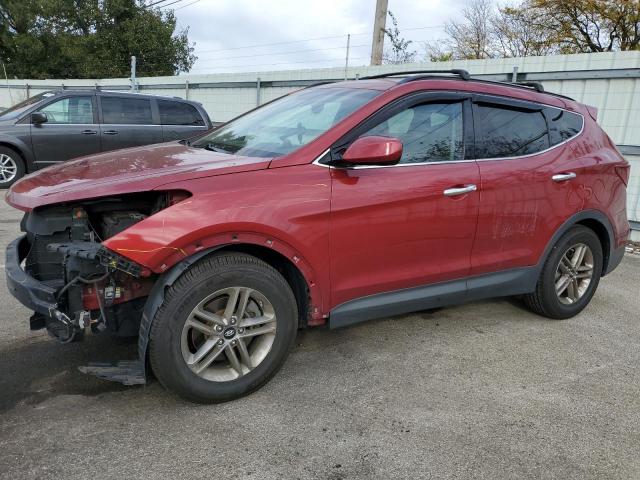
[7,77,630,324]
[342,135,403,164]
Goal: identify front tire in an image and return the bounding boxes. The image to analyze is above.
[149,252,298,403]
[524,226,603,319]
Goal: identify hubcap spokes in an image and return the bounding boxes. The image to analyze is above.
[180,286,277,382]
[0,154,17,182]
[554,243,594,305]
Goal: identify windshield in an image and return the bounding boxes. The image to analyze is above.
[0,92,55,120]
[190,87,380,158]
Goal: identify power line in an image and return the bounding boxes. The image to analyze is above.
[197,44,370,62]
[194,25,443,55]
[196,34,367,55]
[174,0,202,10]
[189,56,371,72]
[152,0,189,9]
[143,0,175,7]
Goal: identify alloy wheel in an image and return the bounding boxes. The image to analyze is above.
[554,243,594,305]
[0,154,17,183]
[180,286,277,382]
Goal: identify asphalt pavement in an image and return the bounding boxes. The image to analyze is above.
[0,200,639,480]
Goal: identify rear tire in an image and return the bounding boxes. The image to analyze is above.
[0,146,25,188]
[524,226,603,319]
[149,252,298,403]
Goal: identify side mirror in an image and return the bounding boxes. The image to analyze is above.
[342,136,403,165]
[31,112,48,125]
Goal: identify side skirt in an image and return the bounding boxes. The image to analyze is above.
[328,267,538,329]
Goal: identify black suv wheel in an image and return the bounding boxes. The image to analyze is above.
[149,252,298,403]
[524,226,603,319]
[0,146,25,188]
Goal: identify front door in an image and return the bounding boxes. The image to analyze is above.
[328,94,480,307]
[30,94,101,166]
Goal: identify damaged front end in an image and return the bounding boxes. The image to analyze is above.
[5,191,188,383]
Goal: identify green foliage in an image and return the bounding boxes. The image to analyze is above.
[0,0,196,79]
[382,11,416,64]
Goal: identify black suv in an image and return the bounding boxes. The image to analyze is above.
[0,90,212,187]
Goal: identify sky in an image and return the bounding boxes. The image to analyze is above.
[165,0,468,74]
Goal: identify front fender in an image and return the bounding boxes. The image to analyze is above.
[102,164,331,315]
[0,133,34,169]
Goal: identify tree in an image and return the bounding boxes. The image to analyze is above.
[492,6,558,57]
[382,11,417,64]
[528,0,640,52]
[0,0,196,79]
[443,0,496,59]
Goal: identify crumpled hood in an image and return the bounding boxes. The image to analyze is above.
[6,142,272,211]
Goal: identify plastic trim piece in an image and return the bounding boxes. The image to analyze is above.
[329,267,538,329]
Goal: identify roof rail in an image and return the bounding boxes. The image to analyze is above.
[516,81,545,93]
[360,69,471,81]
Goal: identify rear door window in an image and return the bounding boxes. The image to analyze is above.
[101,96,153,125]
[158,100,205,126]
[474,103,549,159]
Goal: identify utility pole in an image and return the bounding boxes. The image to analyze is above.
[1,61,13,105]
[130,55,137,92]
[344,34,351,80]
[370,0,388,66]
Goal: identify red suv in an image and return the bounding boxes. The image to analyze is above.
[5,70,630,403]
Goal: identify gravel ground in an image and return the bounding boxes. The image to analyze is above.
[0,200,639,480]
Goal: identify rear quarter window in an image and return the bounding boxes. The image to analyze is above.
[544,108,583,146]
[158,100,205,126]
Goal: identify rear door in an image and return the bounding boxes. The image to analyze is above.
[328,92,480,307]
[158,100,209,141]
[30,94,101,166]
[470,95,586,275]
[98,95,163,152]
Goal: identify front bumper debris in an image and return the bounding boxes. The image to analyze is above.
[6,234,147,385]
[6,235,60,318]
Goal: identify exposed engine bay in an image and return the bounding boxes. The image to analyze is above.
[20,192,176,343]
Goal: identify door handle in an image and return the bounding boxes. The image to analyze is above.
[443,184,477,197]
[81,129,98,135]
[103,130,119,135]
[552,172,576,182]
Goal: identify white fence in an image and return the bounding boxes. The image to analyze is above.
[1,51,639,237]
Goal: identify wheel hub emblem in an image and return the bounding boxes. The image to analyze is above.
[223,327,237,339]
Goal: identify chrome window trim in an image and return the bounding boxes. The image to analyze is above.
[28,123,100,126]
[313,108,585,170]
[159,124,207,128]
[473,107,585,163]
[100,124,162,127]
[312,149,332,168]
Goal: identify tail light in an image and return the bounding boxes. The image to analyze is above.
[615,165,630,186]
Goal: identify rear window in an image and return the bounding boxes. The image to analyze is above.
[545,108,583,146]
[158,100,204,126]
[101,96,153,125]
[475,103,550,159]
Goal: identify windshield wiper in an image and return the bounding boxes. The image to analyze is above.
[202,143,232,154]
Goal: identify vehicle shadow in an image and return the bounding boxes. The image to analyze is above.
[0,332,138,413]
